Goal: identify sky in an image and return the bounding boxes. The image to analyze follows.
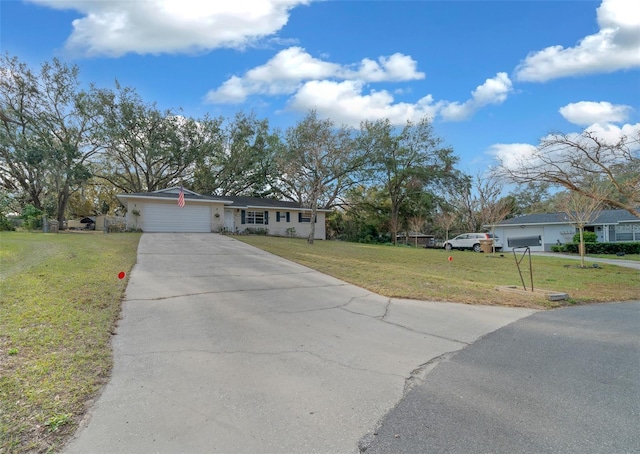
[1,0,639,176]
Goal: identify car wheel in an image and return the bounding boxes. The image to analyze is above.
[473,243,481,253]
[444,243,452,251]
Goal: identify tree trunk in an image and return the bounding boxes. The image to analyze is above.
[57,182,70,226]
[579,226,585,268]
[307,201,317,245]
[390,207,400,245]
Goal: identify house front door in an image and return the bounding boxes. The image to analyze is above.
[224,210,235,233]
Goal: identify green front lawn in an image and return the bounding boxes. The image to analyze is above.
[0,231,141,453]
[236,236,640,308]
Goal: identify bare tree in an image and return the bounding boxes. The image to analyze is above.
[484,197,514,254]
[407,216,426,247]
[495,130,640,217]
[453,173,514,237]
[557,189,604,268]
[433,209,457,242]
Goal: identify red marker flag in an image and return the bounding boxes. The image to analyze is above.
[178,186,185,208]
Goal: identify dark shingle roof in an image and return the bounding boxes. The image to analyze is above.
[495,208,640,226]
[222,195,305,209]
[118,188,318,210]
[121,191,223,202]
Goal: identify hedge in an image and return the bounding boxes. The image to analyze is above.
[551,242,640,255]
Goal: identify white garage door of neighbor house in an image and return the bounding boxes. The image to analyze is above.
[143,203,211,233]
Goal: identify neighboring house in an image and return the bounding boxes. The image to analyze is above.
[487,209,640,252]
[116,187,330,239]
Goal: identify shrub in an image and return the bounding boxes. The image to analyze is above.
[245,227,269,235]
[553,242,640,255]
[21,204,43,230]
[573,231,597,243]
[0,213,14,231]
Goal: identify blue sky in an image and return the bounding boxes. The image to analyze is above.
[2,0,639,176]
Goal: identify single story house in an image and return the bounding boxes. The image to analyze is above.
[487,208,640,252]
[116,187,330,239]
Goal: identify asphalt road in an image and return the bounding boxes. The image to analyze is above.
[63,233,535,454]
[363,301,640,454]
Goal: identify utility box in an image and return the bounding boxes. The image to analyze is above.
[48,220,59,233]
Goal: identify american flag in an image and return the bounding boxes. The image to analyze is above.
[178,186,185,207]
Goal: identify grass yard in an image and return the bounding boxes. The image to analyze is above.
[237,236,640,308]
[0,231,141,453]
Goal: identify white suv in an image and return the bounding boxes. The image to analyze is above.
[443,233,502,252]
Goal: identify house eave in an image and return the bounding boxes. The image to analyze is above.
[116,194,231,204]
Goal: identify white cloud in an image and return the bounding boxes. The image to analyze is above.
[489,122,640,169]
[581,122,640,144]
[440,72,513,121]
[559,101,633,125]
[515,0,640,82]
[27,0,311,57]
[287,80,440,127]
[205,47,340,103]
[205,47,424,103]
[206,47,507,125]
[344,53,426,82]
[487,143,538,170]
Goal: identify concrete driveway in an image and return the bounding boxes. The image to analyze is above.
[64,233,536,454]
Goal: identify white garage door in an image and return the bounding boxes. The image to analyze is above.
[143,203,211,233]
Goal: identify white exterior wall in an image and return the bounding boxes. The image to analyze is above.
[496,222,640,250]
[238,209,326,239]
[120,197,326,239]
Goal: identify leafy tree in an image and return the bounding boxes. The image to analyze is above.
[331,185,392,242]
[192,112,281,197]
[495,130,640,217]
[278,110,369,244]
[94,84,217,193]
[509,182,553,215]
[0,54,101,225]
[0,190,17,230]
[361,117,458,244]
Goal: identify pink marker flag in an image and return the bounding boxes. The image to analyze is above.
[178,186,185,207]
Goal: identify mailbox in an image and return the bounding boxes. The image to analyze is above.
[507,235,542,248]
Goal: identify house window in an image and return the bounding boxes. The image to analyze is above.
[299,212,312,223]
[245,210,267,225]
